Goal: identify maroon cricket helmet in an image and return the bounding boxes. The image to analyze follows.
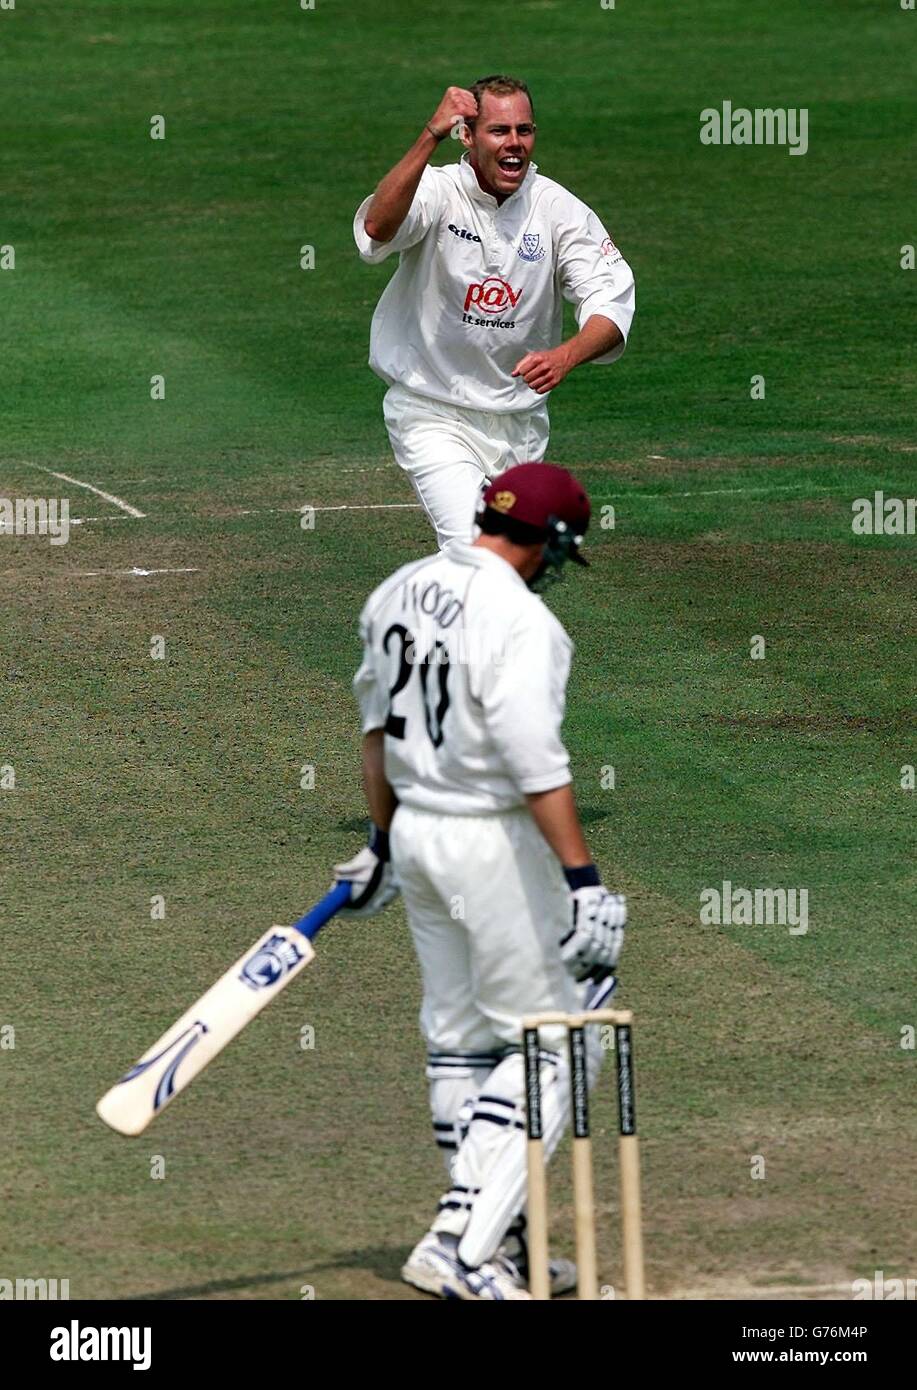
[480,462,591,565]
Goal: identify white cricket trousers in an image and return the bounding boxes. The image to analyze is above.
[391,803,606,1265]
[383,384,551,547]
[390,803,581,1053]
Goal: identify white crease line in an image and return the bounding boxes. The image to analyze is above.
[0,566,200,581]
[595,484,837,501]
[26,464,146,517]
[309,502,421,513]
[31,486,843,531]
[69,567,199,579]
[80,564,198,575]
[233,502,422,516]
[667,1281,856,1300]
[232,506,299,517]
[36,502,424,527]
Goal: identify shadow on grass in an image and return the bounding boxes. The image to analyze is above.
[126,1246,410,1300]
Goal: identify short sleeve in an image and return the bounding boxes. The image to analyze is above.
[352,600,387,733]
[556,203,636,364]
[477,608,573,794]
[353,167,444,264]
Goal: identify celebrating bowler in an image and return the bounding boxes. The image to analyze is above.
[353,75,636,545]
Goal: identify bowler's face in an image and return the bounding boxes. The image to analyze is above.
[464,91,536,202]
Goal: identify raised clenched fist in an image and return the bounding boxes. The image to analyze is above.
[428,86,479,141]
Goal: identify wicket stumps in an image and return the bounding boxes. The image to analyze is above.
[521,1008,645,1301]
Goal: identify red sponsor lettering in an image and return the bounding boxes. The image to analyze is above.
[463,277,523,314]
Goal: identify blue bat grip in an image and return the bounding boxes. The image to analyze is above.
[291,880,352,941]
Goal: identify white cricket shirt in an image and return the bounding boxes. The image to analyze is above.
[353,153,635,413]
[353,543,573,814]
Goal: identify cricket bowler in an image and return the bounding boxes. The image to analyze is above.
[331,462,627,1299]
[353,75,636,546]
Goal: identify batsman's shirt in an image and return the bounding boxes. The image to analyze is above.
[353,153,635,413]
[354,544,573,814]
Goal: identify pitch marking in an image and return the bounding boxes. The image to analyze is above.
[75,566,200,578]
[596,483,836,501]
[26,463,146,518]
[47,485,843,529]
[665,1279,858,1301]
[1,567,201,581]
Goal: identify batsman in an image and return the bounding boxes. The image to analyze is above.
[332,463,627,1300]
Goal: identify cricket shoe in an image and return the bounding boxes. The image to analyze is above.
[401,1231,532,1300]
[499,1226,578,1297]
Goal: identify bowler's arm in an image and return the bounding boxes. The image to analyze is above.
[513,208,635,394]
[363,86,478,243]
[363,130,442,243]
[512,315,623,395]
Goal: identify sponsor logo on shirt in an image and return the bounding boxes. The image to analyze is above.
[600,236,623,265]
[448,222,482,243]
[463,278,522,315]
[517,232,545,263]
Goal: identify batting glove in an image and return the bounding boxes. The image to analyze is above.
[560,866,626,982]
[333,826,400,918]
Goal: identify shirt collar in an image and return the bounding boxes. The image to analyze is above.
[443,540,530,589]
[458,151,538,209]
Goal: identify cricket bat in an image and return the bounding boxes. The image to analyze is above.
[96,881,352,1136]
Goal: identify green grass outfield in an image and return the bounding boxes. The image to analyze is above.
[1,0,914,1299]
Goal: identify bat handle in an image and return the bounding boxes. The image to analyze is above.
[291,880,352,941]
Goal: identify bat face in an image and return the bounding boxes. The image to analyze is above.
[119,1021,211,1115]
[96,925,317,1136]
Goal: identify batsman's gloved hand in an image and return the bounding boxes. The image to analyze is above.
[560,865,626,982]
[333,826,400,918]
